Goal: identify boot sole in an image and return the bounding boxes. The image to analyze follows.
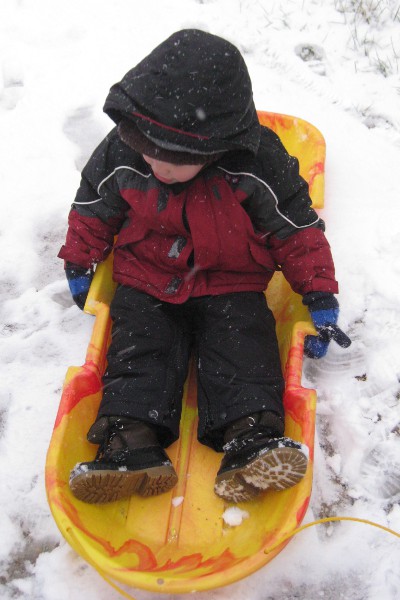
[214,446,308,503]
[70,464,178,504]
[214,474,261,503]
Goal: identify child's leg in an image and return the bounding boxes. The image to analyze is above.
[193,292,308,502]
[69,286,191,503]
[99,285,191,446]
[194,291,285,450]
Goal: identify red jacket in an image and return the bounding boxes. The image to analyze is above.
[60,31,338,303]
[59,127,338,303]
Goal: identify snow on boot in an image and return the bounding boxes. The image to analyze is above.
[214,412,308,503]
[69,416,178,504]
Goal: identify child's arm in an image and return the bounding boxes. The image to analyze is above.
[267,226,337,297]
[268,223,351,358]
[253,127,349,356]
[58,130,132,309]
[58,130,129,269]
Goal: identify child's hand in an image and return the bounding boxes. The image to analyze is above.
[303,293,351,359]
[305,308,351,359]
[65,262,94,310]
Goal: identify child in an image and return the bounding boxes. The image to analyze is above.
[59,29,350,504]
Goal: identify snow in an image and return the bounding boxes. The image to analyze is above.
[172,496,184,507]
[222,507,249,527]
[1,0,400,598]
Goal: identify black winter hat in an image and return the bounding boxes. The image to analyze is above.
[104,29,260,158]
[117,119,222,165]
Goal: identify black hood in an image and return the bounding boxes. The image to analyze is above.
[103,29,260,155]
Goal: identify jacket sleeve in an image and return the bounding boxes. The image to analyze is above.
[58,130,129,268]
[267,227,338,295]
[246,127,339,296]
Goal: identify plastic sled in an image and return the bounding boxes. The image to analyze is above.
[46,112,325,594]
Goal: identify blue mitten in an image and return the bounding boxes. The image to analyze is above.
[303,292,351,359]
[65,262,94,310]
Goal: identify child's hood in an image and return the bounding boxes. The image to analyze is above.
[103,29,260,156]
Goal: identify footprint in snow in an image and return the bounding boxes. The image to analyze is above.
[360,439,400,499]
[295,43,327,76]
[0,58,24,110]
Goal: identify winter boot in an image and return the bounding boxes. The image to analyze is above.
[214,412,308,503]
[69,416,178,504]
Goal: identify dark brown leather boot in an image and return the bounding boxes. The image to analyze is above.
[69,416,178,504]
[214,412,308,503]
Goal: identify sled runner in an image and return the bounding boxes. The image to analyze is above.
[46,112,325,594]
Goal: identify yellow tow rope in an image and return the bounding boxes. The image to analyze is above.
[264,515,400,554]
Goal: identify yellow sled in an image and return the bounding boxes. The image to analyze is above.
[45,112,325,594]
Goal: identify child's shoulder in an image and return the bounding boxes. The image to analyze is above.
[216,126,288,178]
[83,126,144,174]
[258,125,289,157]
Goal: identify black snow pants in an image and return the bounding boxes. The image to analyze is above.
[97,286,285,452]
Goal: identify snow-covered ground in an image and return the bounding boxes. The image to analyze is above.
[1,0,400,598]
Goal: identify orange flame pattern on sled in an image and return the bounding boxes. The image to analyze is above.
[45,112,325,594]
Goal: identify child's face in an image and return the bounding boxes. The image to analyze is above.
[143,155,205,184]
